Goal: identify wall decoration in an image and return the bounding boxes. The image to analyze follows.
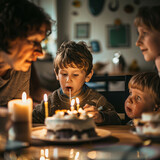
[75,23,90,38]
[72,0,81,8]
[90,40,100,53]
[124,4,134,14]
[107,24,130,48]
[108,0,119,12]
[88,0,105,16]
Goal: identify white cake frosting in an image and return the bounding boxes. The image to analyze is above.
[45,110,96,132]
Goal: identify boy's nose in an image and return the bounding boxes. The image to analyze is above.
[66,76,72,82]
[128,96,133,103]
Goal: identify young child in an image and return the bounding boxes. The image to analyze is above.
[32,41,121,125]
[125,72,160,121]
[134,6,160,76]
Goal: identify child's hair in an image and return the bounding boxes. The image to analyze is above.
[54,41,93,75]
[0,0,53,53]
[134,6,160,31]
[128,72,160,105]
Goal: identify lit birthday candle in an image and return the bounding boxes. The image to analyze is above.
[76,97,80,111]
[44,94,48,118]
[71,99,75,111]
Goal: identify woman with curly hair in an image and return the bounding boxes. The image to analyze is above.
[0,0,53,107]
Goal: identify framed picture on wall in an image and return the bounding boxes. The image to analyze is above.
[75,23,90,38]
[107,24,130,48]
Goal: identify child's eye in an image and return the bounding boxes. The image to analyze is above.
[73,74,79,77]
[136,96,141,101]
[62,73,67,76]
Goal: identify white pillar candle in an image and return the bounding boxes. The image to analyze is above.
[8,92,33,122]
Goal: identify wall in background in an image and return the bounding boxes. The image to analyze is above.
[57,0,160,72]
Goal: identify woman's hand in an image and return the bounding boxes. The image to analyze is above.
[83,104,103,123]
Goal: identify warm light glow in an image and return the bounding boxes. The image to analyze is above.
[44,94,48,118]
[87,151,97,159]
[76,97,79,104]
[71,99,75,106]
[40,149,45,156]
[22,92,27,103]
[76,97,80,110]
[71,99,75,111]
[75,152,80,160]
[44,94,48,102]
[45,149,49,158]
[78,108,83,113]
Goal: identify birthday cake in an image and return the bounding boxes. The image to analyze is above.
[45,109,97,140]
[134,112,160,136]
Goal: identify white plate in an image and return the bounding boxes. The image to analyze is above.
[31,126,111,144]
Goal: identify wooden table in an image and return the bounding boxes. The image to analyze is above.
[2,125,160,160]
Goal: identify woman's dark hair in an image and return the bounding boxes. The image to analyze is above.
[0,0,53,53]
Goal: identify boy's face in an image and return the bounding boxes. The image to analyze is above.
[125,88,155,119]
[55,66,93,97]
[1,25,46,72]
[136,24,160,62]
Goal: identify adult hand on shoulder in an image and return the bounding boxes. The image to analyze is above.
[83,104,103,123]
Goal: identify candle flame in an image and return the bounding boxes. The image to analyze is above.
[71,99,75,106]
[76,97,79,104]
[22,92,27,102]
[44,94,48,102]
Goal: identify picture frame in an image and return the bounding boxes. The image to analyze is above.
[75,23,90,38]
[107,24,130,48]
[90,40,100,52]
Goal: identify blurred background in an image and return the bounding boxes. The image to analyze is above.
[31,0,160,91]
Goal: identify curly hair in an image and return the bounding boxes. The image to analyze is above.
[0,0,53,53]
[54,41,93,75]
[134,6,160,31]
[129,72,160,105]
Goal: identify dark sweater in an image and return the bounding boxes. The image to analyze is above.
[32,85,121,125]
[0,68,31,107]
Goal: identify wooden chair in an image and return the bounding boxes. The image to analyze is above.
[87,74,132,124]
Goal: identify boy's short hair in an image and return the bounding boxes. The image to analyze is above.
[0,0,53,53]
[134,6,160,31]
[54,41,93,75]
[128,72,160,105]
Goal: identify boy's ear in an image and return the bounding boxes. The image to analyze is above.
[85,70,93,83]
[54,69,59,80]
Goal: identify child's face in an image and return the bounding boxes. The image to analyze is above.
[55,66,93,97]
[125,88,155,119]
[136,25,160,62]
